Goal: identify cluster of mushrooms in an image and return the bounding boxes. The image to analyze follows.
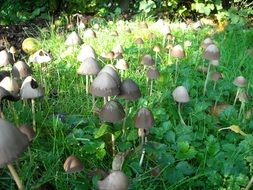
[0,18,251,190]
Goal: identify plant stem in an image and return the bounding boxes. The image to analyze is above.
[139,135,147,167]
[31,99,36,131]
[245,176,253,190]
[213,81,217,91]
[111,133,116,157]
[239,101,245,120]
[233,88,240,106]
[7,164,24,190]
[150,80,153,96]
[155,52,158,65]
[178,103,186,126]
[174,59,179,84]
[122,100,128,136]
[85,75,89,94]
[203,63,211,96]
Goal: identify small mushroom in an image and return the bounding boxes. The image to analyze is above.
[153,45,161,64]
[115,59,128,78]
[233,76,247,106]
[77,45,96,62]
[63,155,84,173]
[172,86,190,125]
[0,76,19,96]
[112,44,124,55]
[139,22,148,29]
[12,61,32,79]
[0,118,29,190]
[19,124,36,142]
[201,37,213,49]
[141,54,155,67]
[146,67,160,96]
[0,49,13,67]
[65,31,82,47]
[98,171,129,190]
[238,91,250,119]
[171,45,185,83]
[20,76,44,130]
[83,28,97,39]
[135,107,154,166]
[210,71,222,90]
[9,46,17,61]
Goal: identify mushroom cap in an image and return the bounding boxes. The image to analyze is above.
[0,86,20,101]
[65,31,82,46]
[90,72,119,97]
[19,124,36,142]
[83,28,97,38]
[201,38,213,49]
[63,155,84,173]
[98,171,129,190]
[0,49,13,67]
[20,76,44,99]
[30,49,52,64]
[101,51,115,59]
[112,44,124,54]
[0,76,19,95]
[111,30,119,37]
[135,38,144,45]
[99,65,121,87]
[148,33,156,40]
[233,76,247,87]
[238,91,250,102]
[77,45,96,62]
[114,52,123,60]
[147,67,160,80]
[139,22,148,29]
[210,72,222,81]
[119,78,141,100]
[203,44,220,60]
[153,45,161,53]
[141,54,155,66]
[115,59,128,71]
[0,118,29,168]
[172,86,190,103]
[161,25,171,35]
[0,70,10,81]
[12,60,32,79]
[99,101,125,122]
[135,108,155,129]
[77,57,101,75]
[171,45,185,58]
[210,59,219,66]
[9,46,17,54]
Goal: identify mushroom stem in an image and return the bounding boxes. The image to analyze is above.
[233,88,240,106]
[85,75,89,94]
[111,133,116,157]
[7,164,24,190]
[174,58,179,84]
[12,53,15,62]
[239,101,245,119]
[139,136,147,167]
[245,176,253,190]
[31,99,36,131]
[203,63,211,96]
[167,50,171,65]
[0,103,4,119]
[178,103,186,126]
[122,100,128,136]
[155,52,158,65]
[213,81,217,91]
[150,80,153,96]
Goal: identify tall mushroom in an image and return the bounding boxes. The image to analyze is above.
[99,100,125,156]
[0,118,29,190]
[20,76,44,130]
[146,66,160,96]
[98,171,129,190]
[135,107,155,166]
[171,44,185,83]
[115,59,128,78]
[172,86,190,126]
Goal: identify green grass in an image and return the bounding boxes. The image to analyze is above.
[1,18,253,190]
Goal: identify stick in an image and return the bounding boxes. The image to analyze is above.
[7,164,24,190]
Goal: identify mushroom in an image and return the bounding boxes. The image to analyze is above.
[77,45,96,62]
[0,118,29,190]
[77,57,101,94]
[111,30,119,37]
[63,155,84,173]
[141,54,155,68]
[65,31,83,47]
[115,59,128,78]
[0,49,13,68]
[99,65,121,87]
[201,37,213,49]
[146,67,160,96]
[135,107,155,166]
[90,72,119,105]
[99,100,125,156]
[83,28,97,39]
[171,45,185,83]
[203,44,220,95]
[119,78,141,135]
[135,38,144,60]
[238,91,250,119]
[153,45,161,64]
[233,76,247,106]
[112,44,124,55]
[20,76,44,130]
[139,22,148,29]
[19,124,36,142]
[98,171,129,190]
[0,76,20,96]
[9,46,17,61]
[210,71,222,90]
[101,51,115,64]
[172,86,190,126]
[12,60,32,79]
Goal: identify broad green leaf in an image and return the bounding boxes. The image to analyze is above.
[94,124,108,139]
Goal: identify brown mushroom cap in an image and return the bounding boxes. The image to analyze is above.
[77,57,101,75]
[112,44,124,54]
[238,91,250,102]
[65,31,83,46]
[99,101,125,122]
[77,45,96,62]
[171,45,185,58]
[119,78,141,100]
[0,86,20,101]
[63,155,84,173]
[201,38,213,49]
[233,76,247,88]
[135,108,155,129]
[98,171,129,190]
[0,118,29,168]
[101,51,115,60]
[12,60,32,79]
[90,72,119,97]
[141,54,155,66]
[19,124,36,142]
[99,65,121,87]
[0,76,19,95]
[30,49,52,64]
[0,49,13,67]
[172,86,190,103]
[210,72,222,81]
[203,44,220,60]
[111,30,119,37]
[115,59,128,71]
[9,46,17,54]
[153,45,161,53]
[20,76,44,99]
[139,22,148,29]
[147,67,160,80]
[135,38,144,45]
